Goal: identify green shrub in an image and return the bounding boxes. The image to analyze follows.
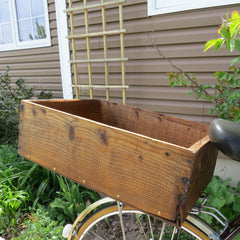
[12,205,65,240]
[0,184,29,237]
[200,176,240,228]
[0,145,100,237]
[0,145,60,206]
[0,67,52,145]
[0,145,61,237]
[50,176,100,222]
[166,11,240,121]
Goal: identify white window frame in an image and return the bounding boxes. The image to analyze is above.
[0,0,51,51]
[148,0,240,16]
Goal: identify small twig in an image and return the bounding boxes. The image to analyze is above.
[148,34,212,98]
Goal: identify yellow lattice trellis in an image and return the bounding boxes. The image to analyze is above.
[65,0,128,104]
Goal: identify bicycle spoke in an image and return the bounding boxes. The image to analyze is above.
[148,215,154,240]
[89,231,107,240]
[136,213,148,240]
[159,222,166,240]
[170,226,177,240]
[117,201,126,240]
[69,203,211,240]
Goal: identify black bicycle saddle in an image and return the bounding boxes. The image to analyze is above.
[209,119,240,162]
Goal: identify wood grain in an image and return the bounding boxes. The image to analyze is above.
[18,99,218,223]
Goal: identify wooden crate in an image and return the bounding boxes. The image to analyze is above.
[18,99,218,224]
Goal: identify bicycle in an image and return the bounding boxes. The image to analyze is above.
[62,118,240,240]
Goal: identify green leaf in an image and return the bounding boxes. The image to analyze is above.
[230,19,240,37]
[220,28,230,40]
[226,39,236,52]
[187,91,195,96]
[230,56,240,66]
[233,234,240,240]
[237,181,240,192]
[233,194,240,212]
[215,38,224,51]
[231,11,240,20]
[235,39,240,52]
[204,39,217,52]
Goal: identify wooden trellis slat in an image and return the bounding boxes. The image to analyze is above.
[66,0,128,104]
[69,58,128,63]
[65,0,125,12]
[67,29,126,39]
[70,85,129,89]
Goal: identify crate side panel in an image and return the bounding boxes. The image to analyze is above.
[181,142,218,221]
[18,101,195,221]
[100,100,209,148]
[31,99,102,122]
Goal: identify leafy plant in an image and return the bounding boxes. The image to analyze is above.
[50,176,100,222]
[0,184,29,237]
[0,145,61,206]
[163,11,240,121]
[204,10,240,52]
[168,63,240,121]
[200,176,240,229]
[0,145,62,237]
[12,205,65,240]
[0,67,52,144]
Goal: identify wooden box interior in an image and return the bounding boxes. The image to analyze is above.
[34,99,208,149]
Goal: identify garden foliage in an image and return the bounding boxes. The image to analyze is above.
[0,144,99,238]
[50,176,99,222]
[0,67,52,144]
[0,68,99,238]
[168,11,240,121]
[200,176,240,235]
[12,206,65,240]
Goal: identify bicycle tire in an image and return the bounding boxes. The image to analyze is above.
[69,204,211,240]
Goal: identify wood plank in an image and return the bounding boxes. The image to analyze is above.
[18,99,217,223]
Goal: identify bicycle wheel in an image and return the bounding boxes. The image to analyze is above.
[69,204,210,240]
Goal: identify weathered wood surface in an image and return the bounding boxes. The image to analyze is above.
[18,99,218,223]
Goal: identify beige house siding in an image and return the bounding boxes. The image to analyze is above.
[0,0,63,98]
[69,0,239,122]
[1,0,239,122]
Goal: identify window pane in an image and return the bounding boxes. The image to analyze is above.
[33,17,47,39]
[15,0,31,20]
[0,0,12,44]
[0,0,11,22]
[0,23,13,44]
[18,19,33,41]
[31,0,44,17]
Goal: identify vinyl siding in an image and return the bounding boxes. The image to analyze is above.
[1,0,239,122]
[0,0,62,98]
[69,0,239,122]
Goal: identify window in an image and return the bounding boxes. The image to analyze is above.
[148,0,240,16]
[0,0,51,51]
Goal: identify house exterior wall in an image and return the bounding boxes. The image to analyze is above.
[67,0,239,184]
[69,0,239,123]
[0,0,63,98]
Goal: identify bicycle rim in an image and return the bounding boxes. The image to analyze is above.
[69,205,210,240]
